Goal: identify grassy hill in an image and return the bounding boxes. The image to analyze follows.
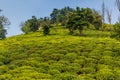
[0,28,120,80]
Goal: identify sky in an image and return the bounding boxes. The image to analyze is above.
[0,0,119,37]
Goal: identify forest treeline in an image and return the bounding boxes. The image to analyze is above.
[20,6,120,40]
[21,6,103,35]
[19,4,120,40]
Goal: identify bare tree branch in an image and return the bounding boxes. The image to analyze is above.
[101,1,106,30]
[106,7,112,30]
[116,0,120,12]
[102,1,105,24]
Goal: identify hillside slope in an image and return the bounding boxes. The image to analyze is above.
[0,30,120,80]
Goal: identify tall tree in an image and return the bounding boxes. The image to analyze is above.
[66,12,76,34]
[106,7,112,31]
[92,9,102,30]
[41,17,51,35]
[50,8,60,24]
[102,1,105,29]
[60,6,74,26]
[116,0,120,22]
[21,16,39,34]
[111,0,120,39]
[111,22,120,40]
[0,10,10,39]
[66,7,93,35]
[116,0,120,12]
[76,8,93,34]
[50,7,74,26]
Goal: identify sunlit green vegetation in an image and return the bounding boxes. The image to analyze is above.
[0,27,120,80]
[1,1,120,79]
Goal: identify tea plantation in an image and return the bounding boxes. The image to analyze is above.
[0,29,120,80]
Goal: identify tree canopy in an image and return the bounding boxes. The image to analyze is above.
[66,7,102,35]
[0,10,10,39]
[21,7,102,36]
[21,16,39,34]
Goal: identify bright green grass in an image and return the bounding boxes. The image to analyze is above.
[0,28,120,80]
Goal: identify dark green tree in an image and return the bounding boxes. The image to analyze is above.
[59,7,74,26]
[92,9,102,30]
[102,1,105,29]
[21,16,39,34]
[0,10,10,39]
[50,7,74,26]
[106,7,112,31]
[66,12,76,34]
[111,22,120,40]
[50,8,60,24]
[21,22,31,34]
[66,7,93,35]
[42,17,51,35]
[43,24,50,35]
[0,24,7,39]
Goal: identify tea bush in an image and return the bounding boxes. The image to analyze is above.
[0,29,120,79]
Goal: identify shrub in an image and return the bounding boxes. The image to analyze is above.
[49,53,64,61]
[43,25,50,35]
[114,69,120,80]
[99,56,114,66]
[102,51,114,56]
[82,67,95,74]
[0,65,9,75]
[111,22,120,40]
[96,68,116,80]
[48,69,60,75]
[0,55,5,65]
[64,53,77,62]
[78,74,94,80]
[60,73,77,80]
[0,74,12,80]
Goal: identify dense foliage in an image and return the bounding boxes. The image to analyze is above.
[111,22,120,40]
[50,6,74,25]
[21,16,39,34]
[66,7,95,35]
[0,27,120,79]
[0,24,6,39]
[21,7,102,36]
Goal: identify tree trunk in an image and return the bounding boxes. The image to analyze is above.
[69,28,74,34]
[79,29,83,36]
